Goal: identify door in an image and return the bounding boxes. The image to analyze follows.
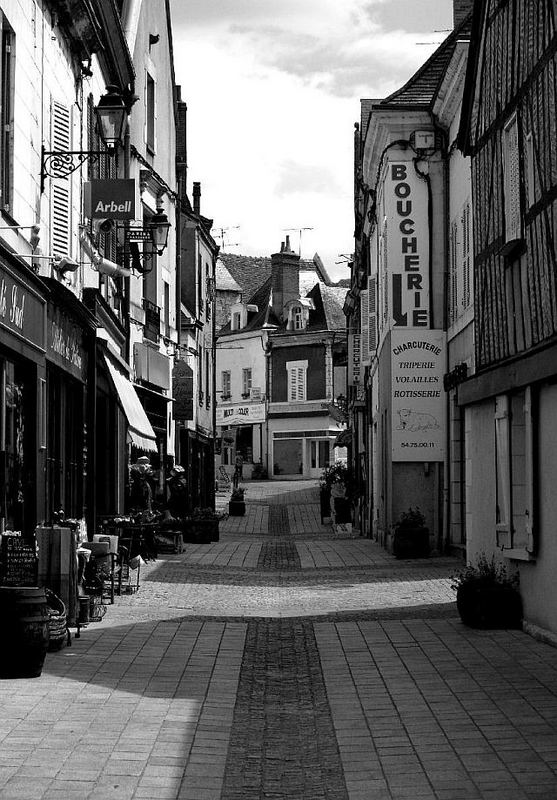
[308,439,330,479]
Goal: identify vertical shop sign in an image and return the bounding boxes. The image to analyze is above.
[348,333,361,385]
[391,330,446,461]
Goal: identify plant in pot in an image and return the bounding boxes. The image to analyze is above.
[451,554,522,629]
[186,507,222,543]
[229,487,246,516]
[320,463,354,525]
[392,507,430,559]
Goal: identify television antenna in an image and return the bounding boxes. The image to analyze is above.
[335,253,352,265]
[213,226,240,250]
[282,226,314,256]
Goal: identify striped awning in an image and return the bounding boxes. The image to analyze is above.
[103,355,158,453]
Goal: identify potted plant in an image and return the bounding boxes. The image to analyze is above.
[320,463,354,525]
[229,487,246,516]
[186,507,223,543]
[392,507,430,559]
[451,554,522,629]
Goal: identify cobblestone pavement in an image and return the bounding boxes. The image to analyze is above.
[1,480,557,799]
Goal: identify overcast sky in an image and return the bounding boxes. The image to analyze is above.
[169,0,454,279]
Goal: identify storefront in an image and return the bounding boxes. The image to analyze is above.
[216,401,266,477]
[43,280,95,526]
[0,255,47,538]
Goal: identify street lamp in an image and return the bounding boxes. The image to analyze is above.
[40,85,127,192]
[125,204,172,273]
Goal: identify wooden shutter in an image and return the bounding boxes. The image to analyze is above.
[360,289,370,365]
[450,220,458,323]
[51,101,71,258]
[462,202,471,309]
[502,115,522,243]
[495,395,511,548]
[368,276,377,354]
[524,387,535,553]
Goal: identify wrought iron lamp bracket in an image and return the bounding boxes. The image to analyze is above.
[40,147,101,192]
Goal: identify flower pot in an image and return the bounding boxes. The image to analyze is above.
[186,518,219,543]
[456,580,522,629]
[228,500,245,516]
[333,497,352,524]
[392,526,430,559]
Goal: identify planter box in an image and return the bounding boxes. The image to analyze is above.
[333,497,352,524]
[185,519,220,544]
[228,500,245,516]
[456,580,522,629]
[392,526,430,559]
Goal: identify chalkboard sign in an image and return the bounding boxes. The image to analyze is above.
[0,537,38,586]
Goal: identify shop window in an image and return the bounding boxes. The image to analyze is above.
[495,388,535,558]
[286,360,307,402]
[1,359,31,533]
[242,368,252,398]
[0,20,14,213]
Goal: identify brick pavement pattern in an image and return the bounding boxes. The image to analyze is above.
[0,480,556,799]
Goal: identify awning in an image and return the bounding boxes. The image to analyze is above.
[103,355,158,453]
[333,428,352,448]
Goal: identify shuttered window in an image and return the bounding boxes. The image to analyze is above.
[360,288,369,365]
[368,275,377,354]
[0,22,14,212]
[222,371,231,398]
[502,114,522,244]
[286,360,307,402]
[51,101,71,258]
[242,368,252,397]
[146,72,156,152]
[462,201,472,309]
[449,220,458,324]
[495,388,535,557]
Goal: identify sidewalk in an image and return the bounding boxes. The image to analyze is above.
[0,481,556,799]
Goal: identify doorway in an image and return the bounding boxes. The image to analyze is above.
[308,439,330,479]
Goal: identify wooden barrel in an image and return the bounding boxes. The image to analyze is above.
[0,587,49,678]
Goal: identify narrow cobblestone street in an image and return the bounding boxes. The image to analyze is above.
[1,481,557,800]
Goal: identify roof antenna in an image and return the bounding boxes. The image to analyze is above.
[282,227,314,257]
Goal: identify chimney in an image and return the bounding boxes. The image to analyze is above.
[193,181,201,215]
[453,0,474,28]
[271,235,300,321]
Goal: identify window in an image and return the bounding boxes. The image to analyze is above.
[0,20,14,213]
[449,220,458,324]
[163,281,170,337]
[232,312,241,330]
[146,72,156,152]
[197,254,203,317]
[462,201,472,309]
[495,388,535,557]
[242,368,252,398]
[221,370,231,400]
[286,360,307,402]
[502,114,522,245]
[525,131,538,209]
[292,305,303,330]
[205,351,210,406]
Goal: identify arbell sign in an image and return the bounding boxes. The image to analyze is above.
[84,179,136,220]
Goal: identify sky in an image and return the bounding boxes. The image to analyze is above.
[169,0,454,281]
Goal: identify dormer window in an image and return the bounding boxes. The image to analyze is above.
[285,297,314,330]
[232,311,242,330]
[293,305,303,330]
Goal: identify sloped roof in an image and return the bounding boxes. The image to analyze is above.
[219,252,319,302]
[383,15,473,109]
[314,285,348,331]
[216,258,242,292]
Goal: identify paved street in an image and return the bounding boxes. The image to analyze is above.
[1,480,557,799]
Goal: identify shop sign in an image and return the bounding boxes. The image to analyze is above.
[0,262,45,352]
[348,333,361,385]
[391,329,446,461]
[172,360,193,420]
[84,179,136,220]
[216,402,266,426]
[386,161,430,329]
[47,305,87,382]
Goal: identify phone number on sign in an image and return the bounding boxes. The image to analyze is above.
[401,442,435,448]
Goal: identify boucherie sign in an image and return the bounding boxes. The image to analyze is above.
[84,179,135,220]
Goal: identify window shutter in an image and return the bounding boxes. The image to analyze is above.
[495,395,511,549]
[462,202,471,309]
[450,220,458,323]
[360,288,370,365]
[503,115,522,243]
[51,101,71,258]
[368,276,377,354]
[296,367,304,401]
[524,387,535,553]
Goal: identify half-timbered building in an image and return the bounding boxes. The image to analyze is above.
[458,0,557,639]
